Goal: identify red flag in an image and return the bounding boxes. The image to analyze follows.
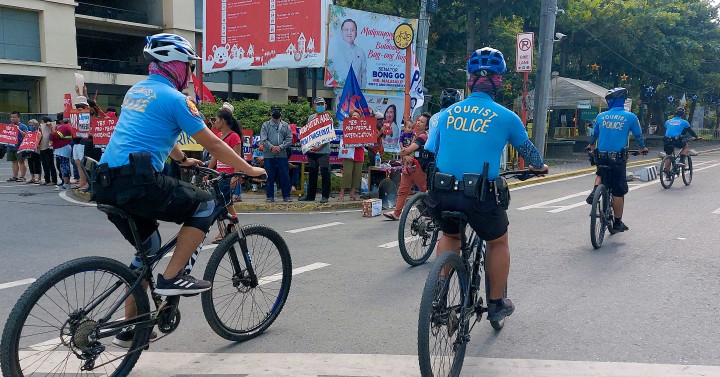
[191,72,216,103]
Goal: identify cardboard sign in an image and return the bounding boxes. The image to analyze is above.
[289,129,343,164]
[0,124,19,145]
[342,117,377,146]
[91,117,117,146]
[299,113,335,153]
[18,130,39,153]
[242,129,253,161]
[69,109,92,138]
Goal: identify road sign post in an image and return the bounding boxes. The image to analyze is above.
[517,32,534,169]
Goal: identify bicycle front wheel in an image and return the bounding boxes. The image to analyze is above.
[590,184,608,249]
[682,155,693,185]
[660,156,675,189]
[202,224,292,341]
[418,251,468,377]
[399,193,439,266]
[0,257,150,377]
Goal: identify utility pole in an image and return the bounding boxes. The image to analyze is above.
[532,0,558,157]
[417,0,430,107]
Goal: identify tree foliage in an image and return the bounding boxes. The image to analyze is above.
[199,98,316,133]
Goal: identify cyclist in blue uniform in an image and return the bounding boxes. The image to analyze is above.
[93,34,266,346]
[663,107,698,168]
[425,47,547,322]
[584,87,648,232]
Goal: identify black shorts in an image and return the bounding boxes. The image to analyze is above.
[663,137,686,155]
[596,160,628,197]
[94,174,213,244]
[424,190,509,241]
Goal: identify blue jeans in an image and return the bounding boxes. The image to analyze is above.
[265,157,291,199]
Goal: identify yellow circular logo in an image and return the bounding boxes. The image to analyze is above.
[393,23,414,50]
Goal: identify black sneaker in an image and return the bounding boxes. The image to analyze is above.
[586,188,596,205]
[112,328,157,348]
[154,271,212,296]
[612,220,629,233]
[298,196,315,202]
[319,197,329,203]
[487,298,515,322]
[283,197,293,202]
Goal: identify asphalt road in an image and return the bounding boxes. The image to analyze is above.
[1,150,719,376]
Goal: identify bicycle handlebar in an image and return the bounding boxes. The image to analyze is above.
[185,165,268,182]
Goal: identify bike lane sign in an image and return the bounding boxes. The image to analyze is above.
[516,32,534,72]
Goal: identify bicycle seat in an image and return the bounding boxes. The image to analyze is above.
[97,204,130,219]
[441,211,468,221]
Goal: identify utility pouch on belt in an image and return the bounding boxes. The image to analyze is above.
[96,163,111,188]
[462,174,482,198]
[495,177,510,210]
[432,173,455,191]
[129,152,155,185]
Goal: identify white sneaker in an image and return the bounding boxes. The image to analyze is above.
[55,184,67,190]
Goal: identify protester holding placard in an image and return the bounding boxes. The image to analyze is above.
[39,116,58,186]
[338,109,366,201]
[50,115,73,190]
[22,119,42,184]
[6,111,28,182]
[260,105,293,202]
[299,98,333,203]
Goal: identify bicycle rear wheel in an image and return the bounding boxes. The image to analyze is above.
[202,224,292,341]
[418,251,468,377]
[660,156,675,189]
[590,184,608,249]
[399,193,439,266]
[0,257,150,377]
[682,155,693,185]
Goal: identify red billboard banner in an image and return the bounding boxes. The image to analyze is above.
[342,117,377,146]
[0,124,19,145]
[91,117,118,146]
[18,130,39,153]
[202,0,327,72]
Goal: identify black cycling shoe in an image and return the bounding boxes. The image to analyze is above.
[112,328,157,348]
[585,188,596,205]
[612,220,629,233]
[487,298,515,322]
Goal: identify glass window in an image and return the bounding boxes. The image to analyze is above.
[0,7,41,62]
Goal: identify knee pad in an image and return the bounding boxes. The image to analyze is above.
[184,200,216,233]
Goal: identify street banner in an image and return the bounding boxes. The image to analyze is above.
[299,112,335,153]
[68,109,91,138]
[18,130,39,152]
[363,91,407,153]
[242,129,253,161]
[325,5,419,91]
[0,124,18,145]
[342,117,377,146]
[202,0,327,73]
[178,132,203,152]
[91,117,118,146]
[63,94,72,119]
[336,65,373,123]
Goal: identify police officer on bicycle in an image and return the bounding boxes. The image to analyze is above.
[424,47,547,322]
[94,34,266,298]
[585,87,648,232]
[663,107,698,168]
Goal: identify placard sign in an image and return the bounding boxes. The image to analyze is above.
[18,131,39,152]
[299,113,335,153]
[68,109,92,138]
[91,117,118,146]
[342,117,377,146]
[516,32,534,72]
[242,129,253,161]
[0,124,18,145]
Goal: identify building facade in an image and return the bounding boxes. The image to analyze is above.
[0,0,332,116]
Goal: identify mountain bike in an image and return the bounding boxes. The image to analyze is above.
[398,192,440,266]
[659,137,700,189]
[589,149,645,249]
[417,169,544,377]
[0,166,292,377]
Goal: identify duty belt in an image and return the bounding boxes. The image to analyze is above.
[597,151,625,160]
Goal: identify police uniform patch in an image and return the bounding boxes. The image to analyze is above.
[186,96,201,118]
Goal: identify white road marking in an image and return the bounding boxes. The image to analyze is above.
[0,278,35,290]
[517,191,590,210]
[678,237,687,240]
[15,352,720,376]
[713,208,720,215]
[58,190,96,206]
[237,209,361,215]
[548,201,587,213]
[285,221,343,233]
[258,262,330,285]
[378,236,419,249]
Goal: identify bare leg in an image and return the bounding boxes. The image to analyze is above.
[11,160,18,178]
[486,233,510,300]
[612,196,624,219]
[74,159,88,187]
[18,159,26,179]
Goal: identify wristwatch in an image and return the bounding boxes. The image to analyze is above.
[173,153,188,165]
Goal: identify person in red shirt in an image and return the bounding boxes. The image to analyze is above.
[208,108,243,243]
[384,112,432,220]
[49,116,74,189]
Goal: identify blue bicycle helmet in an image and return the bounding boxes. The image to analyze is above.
[467,47,507,75]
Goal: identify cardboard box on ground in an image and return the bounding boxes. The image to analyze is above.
[362,199,382,217]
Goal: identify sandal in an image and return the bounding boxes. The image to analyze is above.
[337,196,345,202]
[6,177,18,182]
[383,212,400,220]
[16,177,26,182]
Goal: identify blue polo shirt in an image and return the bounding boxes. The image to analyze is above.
[664,116,692,138]
[592,106,644,152]
[100,75,206,172]
[426,92,529,180]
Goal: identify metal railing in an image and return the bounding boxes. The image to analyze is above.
[76,2,151,25]
[78,57,147,75]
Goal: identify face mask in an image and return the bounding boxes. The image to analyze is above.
[315,105,325,112]
[28,126,36,131]
[272,111,281,119]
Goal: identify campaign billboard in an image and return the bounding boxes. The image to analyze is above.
[324,5,418,91]
[203,0,328,72]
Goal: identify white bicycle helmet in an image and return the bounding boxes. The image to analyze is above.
[143,33,200,63]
